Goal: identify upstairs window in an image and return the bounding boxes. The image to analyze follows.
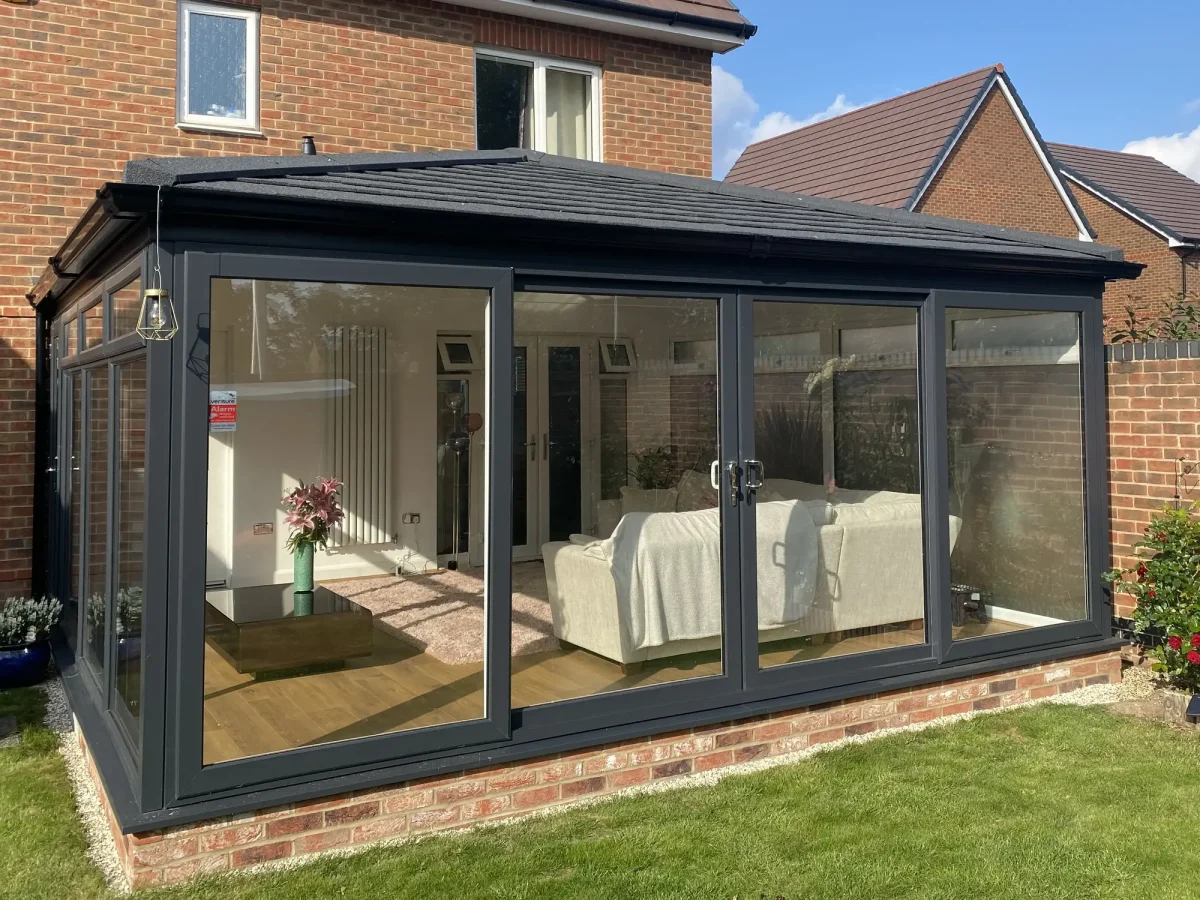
[177,1,259,131]
[475,50,601,161]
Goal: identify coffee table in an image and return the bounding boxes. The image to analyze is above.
[205,584,374,677]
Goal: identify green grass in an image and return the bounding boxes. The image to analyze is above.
[3,698,1200,900]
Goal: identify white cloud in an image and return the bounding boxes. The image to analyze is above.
[1123,124,1200,181]
[712,65,861,179]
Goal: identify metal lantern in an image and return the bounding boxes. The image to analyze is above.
[136,288,179,341]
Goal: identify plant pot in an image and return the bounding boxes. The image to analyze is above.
[293,542,315,593]
[0,640,52,689]
[117,634,142,666]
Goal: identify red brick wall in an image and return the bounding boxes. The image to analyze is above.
[1069,184,1189,328]
[1106,351,1200,616]
[0,0,714,596]
[81,648,1120,889]
[916,86,1079,240]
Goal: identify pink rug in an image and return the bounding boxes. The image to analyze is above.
[325,563,557,666]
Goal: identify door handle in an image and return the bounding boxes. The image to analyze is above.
[709,460,720,490]
[745,460,765,492]
[726,461,741,507]
[543,432,548,460]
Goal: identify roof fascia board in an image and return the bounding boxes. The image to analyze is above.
[1058,168,1188,246]
[907,71,1096,242]
[435,0,748,51]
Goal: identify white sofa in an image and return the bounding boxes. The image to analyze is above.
[543,476,961,668]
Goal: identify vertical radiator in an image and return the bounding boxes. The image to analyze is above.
[327,326,391,548]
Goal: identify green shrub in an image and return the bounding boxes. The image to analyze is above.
[1105,505,1200,691]
[0,596,62,646]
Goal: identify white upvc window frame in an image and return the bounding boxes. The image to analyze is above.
[475,47,603,162]
[177,0,260,134]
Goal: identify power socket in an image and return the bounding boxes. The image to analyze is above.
[401,512,420,525]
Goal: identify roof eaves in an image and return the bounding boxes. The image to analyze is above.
[563,0,756,38]
[1057,165,1185,245]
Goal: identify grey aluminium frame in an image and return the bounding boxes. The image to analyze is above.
[931,289,1109,663]
[168,250,515,801]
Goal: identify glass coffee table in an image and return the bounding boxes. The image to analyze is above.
[205,584,374,678]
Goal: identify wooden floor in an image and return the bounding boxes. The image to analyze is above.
[202,610,1026,765]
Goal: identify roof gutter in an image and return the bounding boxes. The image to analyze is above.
[437,0,753,52]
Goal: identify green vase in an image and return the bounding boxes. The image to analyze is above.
[293,542,315,593]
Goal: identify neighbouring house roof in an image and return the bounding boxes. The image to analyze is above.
[441,0,754,50]
[1049,142,1200,247]
[725,65,1094,239]
[29,150,1138,306]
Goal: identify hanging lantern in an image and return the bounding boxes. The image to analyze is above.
[136,288,178,341]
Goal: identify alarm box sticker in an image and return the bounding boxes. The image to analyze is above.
[209,390,238,432]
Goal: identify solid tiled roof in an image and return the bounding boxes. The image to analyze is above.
[725,67,997,207]
[121,150,1131,270]
[1049,142,1200,244]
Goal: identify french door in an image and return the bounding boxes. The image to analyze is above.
[511,335,594,560]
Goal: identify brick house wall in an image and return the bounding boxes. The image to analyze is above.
[1068,185,1191,326]
[915,86,1079,240]
[0,0,714,597]
[86,648,1120,889]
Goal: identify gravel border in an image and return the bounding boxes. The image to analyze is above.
[42,678,130,895]
[44,666,1160,889]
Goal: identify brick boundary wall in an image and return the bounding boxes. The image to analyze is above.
[1106,341,1200,617]
[80,648,1121,889]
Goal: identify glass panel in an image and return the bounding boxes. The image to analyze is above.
[66,372,82,653]
[84,367,110,674]
[513,293,722,708]
[187,12,248,120]
[752,302,926,669]
[545,68,589,159]
[512,346,529,548]
[547,346,582,541]
[111,278,142,337]
[84,302,104,349]
[204,279,490,764]
[476,57,532,151]
[947,309,1087,638]
[115,358,147,732]
[436,378,471,562]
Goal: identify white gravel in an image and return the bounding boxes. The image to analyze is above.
[36,664,1158,889]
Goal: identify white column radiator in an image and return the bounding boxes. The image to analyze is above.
[327,326,391,548]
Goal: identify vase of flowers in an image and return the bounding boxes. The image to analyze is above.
[0,595,63,688]
[282,478,344,609]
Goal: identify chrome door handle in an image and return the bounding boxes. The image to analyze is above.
[726,461,741,507]
[745,459,765,492]
[709,460,720,490]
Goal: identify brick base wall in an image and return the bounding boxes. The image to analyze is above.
[82,648,1122,889]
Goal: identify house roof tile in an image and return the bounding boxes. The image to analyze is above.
[1049,142,1200,245]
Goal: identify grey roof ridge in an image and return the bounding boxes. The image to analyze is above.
[1055,159,1190,245]
[128,147,1126,262]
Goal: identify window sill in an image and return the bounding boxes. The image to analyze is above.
[176,122,264,138]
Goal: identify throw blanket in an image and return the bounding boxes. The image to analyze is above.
[591,500,818,650]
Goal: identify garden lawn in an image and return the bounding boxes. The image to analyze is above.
[3,697,1200,900]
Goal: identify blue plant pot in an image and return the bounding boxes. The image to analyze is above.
[0,640,52,689]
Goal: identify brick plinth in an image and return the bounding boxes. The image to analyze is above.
[80,649,1121,889]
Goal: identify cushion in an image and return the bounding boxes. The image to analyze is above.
[828,499,923,525]
[803,499,837,526]
[676,469,718,511]
[620,486,678,515]
[761,478,828,503]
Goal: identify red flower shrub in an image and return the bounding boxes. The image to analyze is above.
[1188,650,1200,666]
[1169,636,1183,650]
[1191,634,1200,648]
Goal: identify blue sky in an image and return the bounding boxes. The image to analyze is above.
[713,0,1200,179]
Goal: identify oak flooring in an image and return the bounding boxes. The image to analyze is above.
[202,601,1027,764]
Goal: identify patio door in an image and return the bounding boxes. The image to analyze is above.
[734,292,938,694]
[512,335,594,560]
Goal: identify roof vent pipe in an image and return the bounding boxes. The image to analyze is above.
[301,136,316,155]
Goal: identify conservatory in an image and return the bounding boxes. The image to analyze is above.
[29,150,1135,832]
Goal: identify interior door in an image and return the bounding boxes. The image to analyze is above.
[511,339,539,560]
[537,337,592,544]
